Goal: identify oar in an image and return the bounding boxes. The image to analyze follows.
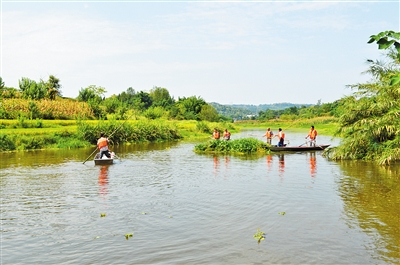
[82,112,135,164]
[83,148,99,164]
[299,141,308,147]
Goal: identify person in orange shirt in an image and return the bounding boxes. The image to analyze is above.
[305,125,318,147]
[97,132,111,158]
[262,128,274,144]
[212,128,220,140]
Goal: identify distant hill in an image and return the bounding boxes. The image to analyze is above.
[210,102,313,119]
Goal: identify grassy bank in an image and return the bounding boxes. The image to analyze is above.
[0,117,338,152]
[234,116,339,136]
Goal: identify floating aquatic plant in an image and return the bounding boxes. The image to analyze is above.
[278,212,286,215]
[253,228,266,244]
[125,233,133,240]
[100,213,106,217]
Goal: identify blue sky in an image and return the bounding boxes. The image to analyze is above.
[1,1,399,105]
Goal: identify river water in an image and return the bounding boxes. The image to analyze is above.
[1,130,399,264]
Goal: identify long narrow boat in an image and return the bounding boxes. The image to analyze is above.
[268,144,330,152]
[94,152,115,165]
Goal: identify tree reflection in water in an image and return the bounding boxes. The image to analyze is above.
[337,161,400,263]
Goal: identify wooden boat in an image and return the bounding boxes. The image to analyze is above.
[94,152,115,165]
[268,144,330,152]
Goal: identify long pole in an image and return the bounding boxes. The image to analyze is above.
[82,112,135,164]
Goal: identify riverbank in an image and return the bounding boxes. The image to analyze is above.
[0,117,338,152]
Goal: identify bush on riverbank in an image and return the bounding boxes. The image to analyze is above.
[0,131,90,151]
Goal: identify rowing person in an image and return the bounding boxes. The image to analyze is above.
[97,132,111,159]
[274,128,285,147]
[305,125,317,147]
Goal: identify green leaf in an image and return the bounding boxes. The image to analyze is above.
[389,75,400,86]
[368,34,379,42]
[377,38,395,49]
[394,42,400,53]
[392,32,400,39]
[367,37,377,44]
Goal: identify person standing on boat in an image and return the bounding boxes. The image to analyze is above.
[305,125,318,147]
[97,132,111,159]
[263,128,274,144]
[275,128,285,147]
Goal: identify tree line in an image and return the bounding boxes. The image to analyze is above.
[0,77,231,122]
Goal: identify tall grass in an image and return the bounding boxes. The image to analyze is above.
[77,119,182,145]
[0,98,93,119]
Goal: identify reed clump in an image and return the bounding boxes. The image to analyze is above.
[77,119,182,145]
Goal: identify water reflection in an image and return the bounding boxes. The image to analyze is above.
[2,137,399,264]
[224,156,230,170]
[266,154,273,172]
[309,152,317,180]
[337,161,400,263]
[98,166,109,199]
[213,155,220,175]
[278,154,285,178]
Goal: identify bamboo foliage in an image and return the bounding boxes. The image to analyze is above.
[327,31,400,165]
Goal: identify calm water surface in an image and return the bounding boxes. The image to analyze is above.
[1,131,399,264]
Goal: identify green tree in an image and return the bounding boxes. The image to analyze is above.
[149,86,174,108]
[0,77,19,98]
[19,77,47,100]
[77,85,106,102]
[45,75,62,100]
[0,77,4,91]
[132,91,152,110]
[103,95,122,114]
[175,96,206,120]
[198,104,219,122]
[77,85,107,119]
[326,31,400,165]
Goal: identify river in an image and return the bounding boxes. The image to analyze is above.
[1,130,399,264]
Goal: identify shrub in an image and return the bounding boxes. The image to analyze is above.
[0,134,16,151]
